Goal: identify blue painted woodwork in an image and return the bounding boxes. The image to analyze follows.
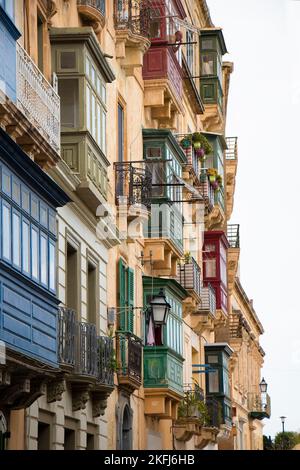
[0,5,20,102]
[0,130,70,366]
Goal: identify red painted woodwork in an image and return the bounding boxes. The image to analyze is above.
[203,231,229,315]
[143,46,182,99]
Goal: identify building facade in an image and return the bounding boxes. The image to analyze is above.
[0,0,270,451]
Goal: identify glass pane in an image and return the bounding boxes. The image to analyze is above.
[22,220,30,274]
[86,85,91,132]
[12,212,21,267]
[92,94,96,139]
[207,355,219,363]
[49,242,56,291]
[2,203,11,260]
[31,227,39,280]
[40,235,48,286]
[205,258,216,277]
[202,54,214,75]
[208,370,219,393]
[58,79,79,128]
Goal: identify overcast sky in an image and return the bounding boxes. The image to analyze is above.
[207,0,300,438]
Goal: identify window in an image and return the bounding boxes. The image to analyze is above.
[87,260,97,326]
[118,259,134,333]
[38,422,51,451]
[12,212,21,267]
[165,294,183,356]
[2,202,11,261]
[202,53,214,76]
[208,370,219,393]
[22,220,30,275]
[59,79,79,128]
[186,30,194,73]
[40,234,48,287]
[118,103,124,162]
[0,0,14,19]
[37,14,44,72]
[66,242,79,314]
[31,227,39,281]
[49,242,56,292]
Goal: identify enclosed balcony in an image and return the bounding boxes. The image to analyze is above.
[58,307,115,416]
[114,161,152,221]
[0,16,60,166]
[248,393,271,420]
[225,137,238,218]
[116,332,143,393]
[227,224,240,294]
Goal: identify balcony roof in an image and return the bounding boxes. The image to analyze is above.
[50,26,115,83]
[143,128,188,164]
[0,129,71,208]
[143,275,189,301]
[200,27,228,55]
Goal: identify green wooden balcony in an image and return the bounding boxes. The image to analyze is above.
[144,346,184,395]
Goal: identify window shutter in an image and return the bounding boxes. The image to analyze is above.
[118,259,126,330]
[127,267,134,333]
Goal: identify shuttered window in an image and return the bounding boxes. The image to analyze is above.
[118,259,135,333]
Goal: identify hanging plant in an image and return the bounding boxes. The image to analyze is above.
[195,148,205,158]
[207,168,217,182]
[180,134,192,149]
[192,132,213,155]
[216,174,223,186]
[211,180,219,190]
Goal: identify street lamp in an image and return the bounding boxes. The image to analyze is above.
[259,378,268,394]
[149,289,171,326]
[280,416,286,434]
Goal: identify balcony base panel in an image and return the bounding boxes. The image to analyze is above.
[144,388,182,419]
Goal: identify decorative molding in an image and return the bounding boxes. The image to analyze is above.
[47,379,66,403]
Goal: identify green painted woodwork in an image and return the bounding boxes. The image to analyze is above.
[143,346,184,395]
[118,259,135,334]
[205,343,233,426]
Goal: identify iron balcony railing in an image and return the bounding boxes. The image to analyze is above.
[199,171,215,210]
[200,284,216,316]
[77,0,105,16]
[58,307,115,387]
[114,0,152,38]
[115,161,152,209]
[177,257,201,299]
[116,332,143,386]
[225,137,238,161]
[205,397,221,428]
[248,393,271,419]
[16,43,60,154]
[227,224,240,248]
[178,385,206,422]
[174,133,200,176]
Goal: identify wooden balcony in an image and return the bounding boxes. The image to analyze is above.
[0,43,60,168]
[116,332,143,393]
[248,393,271,420]
[114,0,151,75]
[143,46,184,127]
[225,137,238,219]
[144,347,183,419]
[58,308,115,417]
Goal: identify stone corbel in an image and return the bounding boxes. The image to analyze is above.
[0,378,30,408]
[12,379,47,410]
[91,391,109,418]
[71,384,92,412]
[47,379,66,404]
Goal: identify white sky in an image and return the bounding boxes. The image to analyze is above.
[207,0,300,438]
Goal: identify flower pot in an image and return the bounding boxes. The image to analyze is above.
[212,181,219,190]
[209,175,216,183]
[181,140,191,149]
[193,141,201,150]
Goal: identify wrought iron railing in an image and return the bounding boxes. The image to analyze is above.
[248,393,271,419]
[177,257,201,299]
[227,224,240,248]
[115,161,152,209]
[178,386,207,422]
[16,43,60,154]
[174,133,200,176]
[58,307,115,387]
[199,171,215,210]
[200,284,216,316]
[114,0,152,38]
[116,332,143,385]
[225,137,238,161]
[77,0,105,16]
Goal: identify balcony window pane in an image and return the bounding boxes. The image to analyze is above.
[22,220,30,275]
[12,212,21,267]
[59,79,79,128]
[31,227,39,280]
[49,242,56,292]
[92,94,96,139]
[101,108,106,153]
[208,370,219,393]
[97,103,101,147]
[2,203,11,261]
[41,234,48,286]
[86,85,91,132]
[205,258,216,277]
[202,54,214,75]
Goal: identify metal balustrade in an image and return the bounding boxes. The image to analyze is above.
[116,332,143,386]
[227,224,240,248]
[225,137,238,161]
[114,161,152,209]
[16,43,60,154]
[200,284,216,316]
[205,397,221,428]
[58,307,115,387]
[248,393,271,419]
[114,0,152,38]
[177,257,201,299]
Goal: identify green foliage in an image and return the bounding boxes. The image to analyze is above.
[263,435,274,450]
[192,133,213,155]
[274,432,298,450]
[178,392,209,426]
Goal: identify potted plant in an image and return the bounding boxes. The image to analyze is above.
[180,134,192,149]
[195,148,205,159]
[192,132,214,154]
[184,251,192,263]
[207,168,217,182]
[216,174,223,186]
